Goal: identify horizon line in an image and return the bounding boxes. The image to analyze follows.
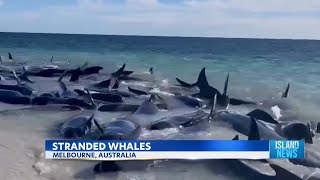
[1,31,320,42]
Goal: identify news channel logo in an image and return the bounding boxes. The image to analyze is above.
[269,140,304,159]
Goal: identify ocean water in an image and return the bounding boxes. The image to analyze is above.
[1,32,320,104]
[0,32,320,180]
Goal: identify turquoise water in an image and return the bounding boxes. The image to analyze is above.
[0,32,320,179]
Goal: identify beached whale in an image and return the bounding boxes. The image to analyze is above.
[94,119,141,140]
[60,113,95,138]
[148,110,207,130]
[74,89,123,103]
[127,87,203,108]
[0,70,34,96]
[31,89,95,109]
[0,89,31,105]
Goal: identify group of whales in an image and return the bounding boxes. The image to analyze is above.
[0,52,320,179]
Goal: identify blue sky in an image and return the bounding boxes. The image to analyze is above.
[0,0,319,39]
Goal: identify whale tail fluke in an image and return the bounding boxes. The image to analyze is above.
[281,83,290,98]
[176,78,196,88]
[94,63,124,89]
[248,116,260,140]
[94,78,118,89]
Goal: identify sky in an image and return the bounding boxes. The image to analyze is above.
[0,0,320,39]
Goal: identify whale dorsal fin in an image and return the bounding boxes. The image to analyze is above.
[0,75,5,81]
[208,94,217,119]
[93,119,104,134]
[12,69,22,85]
[223,73,229,95]
[232,135,239,140]
[217,73,231,109]
[50,56,53,63]
[149,67,153,74]
[306,123,313,144]
[86,114,95,126]
[84,88,95,108]
[19,66,34,83]
[112,63,126,77]
[196,67,209,88]
[58,70,67,82]
[8,52,13,60]
[247,109,278,124]
[134,95,159,115]
[248,116,260,140]
[58,81,67,92]
[109,76,118,90]
[281,83,290,98]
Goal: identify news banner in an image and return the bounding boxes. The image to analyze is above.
[45,140,304,160]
